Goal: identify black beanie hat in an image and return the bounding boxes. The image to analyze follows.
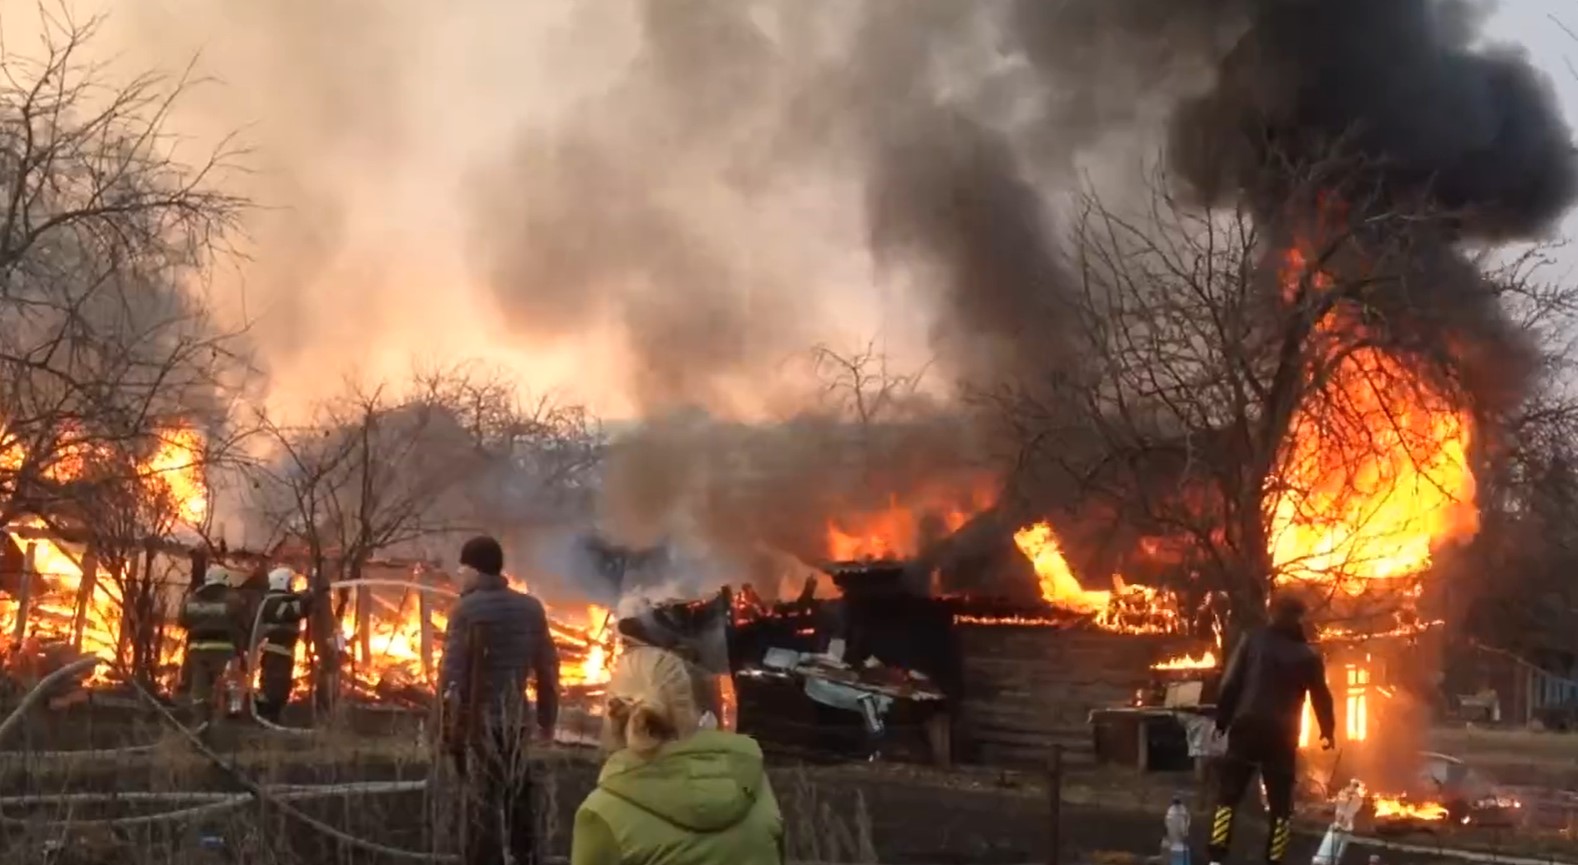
[459,535,504,577]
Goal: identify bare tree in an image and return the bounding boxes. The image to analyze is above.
[995,156,1529,635]
[810,341,930,430]
[0,9,249,684]
[0,9,246,525]
[247,365,601,708]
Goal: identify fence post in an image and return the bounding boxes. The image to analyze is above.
[1048,744,1063,865]
[71,545,98,652]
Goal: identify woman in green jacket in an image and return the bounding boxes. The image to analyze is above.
[571,647,784,865]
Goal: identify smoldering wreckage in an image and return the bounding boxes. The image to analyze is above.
[5,0,1578,861]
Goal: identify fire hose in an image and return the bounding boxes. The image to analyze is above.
[245,578,459,735]
[0,656,211,757]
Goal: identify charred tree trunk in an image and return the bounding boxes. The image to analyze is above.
[309,550,339,713]
[71,546,98,652]
[128,542,159,688]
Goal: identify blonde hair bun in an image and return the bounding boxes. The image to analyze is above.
[603,647,701,756]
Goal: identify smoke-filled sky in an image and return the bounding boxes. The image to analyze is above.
[5,0,1575,424]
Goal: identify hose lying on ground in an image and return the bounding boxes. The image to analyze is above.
[0,657,103,747]
[0,781,429,829]
[120,660,458,862]
[0,655,212,757]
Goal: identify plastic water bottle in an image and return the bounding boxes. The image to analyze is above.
[1314,781,1366,865]
[1164,796,1192,865]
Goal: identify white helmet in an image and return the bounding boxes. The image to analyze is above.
[267,567,294,592]
[204,564,232,586]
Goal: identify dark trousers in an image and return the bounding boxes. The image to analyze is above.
[454,730,537,865]
[256,651,294,722]
[1209,719,1297,864]
[186,649,235,725]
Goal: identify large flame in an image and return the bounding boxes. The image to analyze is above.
[2,423,209,686]
[143,426,209,525]
[1268,244,1478,593]
[1013,522,1108,612]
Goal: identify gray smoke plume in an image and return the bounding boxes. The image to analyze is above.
[596,406,993,585]
[467,0,817,416]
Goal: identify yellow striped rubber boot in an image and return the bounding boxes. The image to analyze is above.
[1206,805,1235,864]
[1266,816,1292,865]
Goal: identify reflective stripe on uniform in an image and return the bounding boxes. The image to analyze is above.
[261,643,294,658]
[1269,818,1291,863]
[189,642,236,653]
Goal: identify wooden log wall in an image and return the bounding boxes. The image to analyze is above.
[957,624,1182,768]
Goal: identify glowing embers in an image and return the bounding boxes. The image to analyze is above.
[1297,656,1373,747]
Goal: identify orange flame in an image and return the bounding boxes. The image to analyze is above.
[1372,794,1449,822]
[1152,649,1218,671]
[143,426,208,525]
[1,422,209,686]
[824,480,995,561]
[1012,521,1182,634]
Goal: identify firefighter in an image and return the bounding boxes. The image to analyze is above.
[179,564,246,725]
[254,566,312,723]
[1208,591,1336,865]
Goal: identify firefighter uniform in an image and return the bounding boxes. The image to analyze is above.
[179,566,245,724]
[255,567,312,723]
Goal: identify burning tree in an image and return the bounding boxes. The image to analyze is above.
[998,156,1530,636]
[0,11,248,686]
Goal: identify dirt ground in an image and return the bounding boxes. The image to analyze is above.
[1,701,1575,864]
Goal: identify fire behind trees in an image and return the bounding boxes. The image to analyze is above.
[0,13,248,688]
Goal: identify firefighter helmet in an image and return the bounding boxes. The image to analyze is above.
[204,564,232,586]
[267,567,294,592]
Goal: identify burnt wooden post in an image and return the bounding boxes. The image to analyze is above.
[11,541,37,646]
[355,583,372,685]
[71,545,98,652]
[417,563,435,684]
[1047,744,1063,865]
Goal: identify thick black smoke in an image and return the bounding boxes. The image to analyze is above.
[1171,0,1577,239]
[872,0,1575,413]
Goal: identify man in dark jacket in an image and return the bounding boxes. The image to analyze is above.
[1208,590,1335,865]
[254,567,314,723]
[440,535,560,865]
